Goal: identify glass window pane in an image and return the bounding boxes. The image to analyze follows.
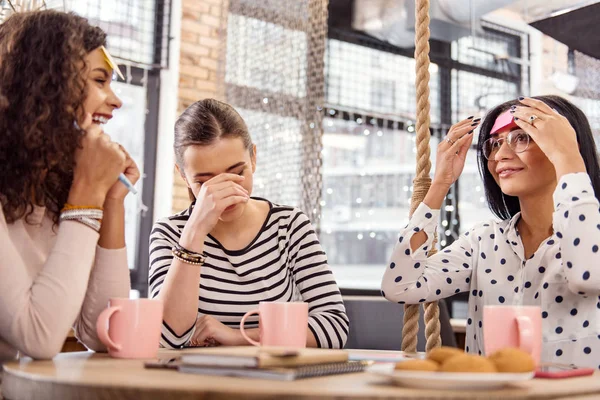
[326,39,441,124]
[459,148,495,231]
[321,116,438,290]
[51,0,158,66]
[103,81,148,270]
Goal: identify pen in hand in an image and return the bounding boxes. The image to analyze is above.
[74,119,137,196]
[118,173,138,195]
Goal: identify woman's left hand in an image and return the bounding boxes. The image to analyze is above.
[104,145,141,202]
[188,315,244,347]
[511,97,585,171]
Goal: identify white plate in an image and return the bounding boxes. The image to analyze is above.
[374,370,535,390]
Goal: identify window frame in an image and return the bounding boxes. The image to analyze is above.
[129,0,172,297]
[324,20,528,302]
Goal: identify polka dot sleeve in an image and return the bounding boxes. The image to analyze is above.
[553,172,600,295]
[381,202,475,304]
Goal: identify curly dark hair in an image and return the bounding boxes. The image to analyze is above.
[0,10,107,224]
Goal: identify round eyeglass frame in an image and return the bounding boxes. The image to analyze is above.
[482,130,531,160]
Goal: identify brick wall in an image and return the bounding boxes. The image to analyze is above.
[172,0,227,213]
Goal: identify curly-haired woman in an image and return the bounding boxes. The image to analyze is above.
[0,11,138,361]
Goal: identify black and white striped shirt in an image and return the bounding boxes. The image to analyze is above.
[149,198,348,349]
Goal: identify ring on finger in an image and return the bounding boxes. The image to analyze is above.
[446,137,455,145]
[528,115,539,126]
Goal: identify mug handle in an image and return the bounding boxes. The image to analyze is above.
[240,309,261,346]
[96,306,122,351]
[515,315,533,354]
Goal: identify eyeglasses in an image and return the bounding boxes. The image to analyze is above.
[483,129,531,160]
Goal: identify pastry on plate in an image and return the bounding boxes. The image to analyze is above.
[427,346,464,365]
[440,354,497,373]
[395,359,439,372]
[488,348,535,373]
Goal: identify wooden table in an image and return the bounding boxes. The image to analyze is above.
[3,350,600,400]
[60,329,87,353]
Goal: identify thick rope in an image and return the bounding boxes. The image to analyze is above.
[401,0,442,353]
[401,302,420,353]
[424,301,441,352]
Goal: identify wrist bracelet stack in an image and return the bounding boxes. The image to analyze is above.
[59,204,103,233]
[172,243,207,265]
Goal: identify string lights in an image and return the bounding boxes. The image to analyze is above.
[320,104,469,263]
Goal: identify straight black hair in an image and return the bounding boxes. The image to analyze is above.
[477,95,600,220]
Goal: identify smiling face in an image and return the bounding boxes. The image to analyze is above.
[81,47,123,126]
[487,126,556,199]
[179,137,257,222]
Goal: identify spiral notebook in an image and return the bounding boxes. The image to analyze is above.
[179,346,348,368]
[178,361,370,381]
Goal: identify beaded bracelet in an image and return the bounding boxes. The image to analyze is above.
[173,253,204,265]
[172,243,207,265]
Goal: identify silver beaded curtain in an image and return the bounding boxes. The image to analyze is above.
[572,51,600,144]
[217,0,328,223]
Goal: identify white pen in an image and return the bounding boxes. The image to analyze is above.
[118,173,138,195]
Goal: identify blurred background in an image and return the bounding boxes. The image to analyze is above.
[3,0,598,319]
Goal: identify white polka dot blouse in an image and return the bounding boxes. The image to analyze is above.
[382,173,600,369]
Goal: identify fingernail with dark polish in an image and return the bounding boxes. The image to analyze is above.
[509,110,515,113]
[518,96,525,101]
[514,117,519,121]
[510,105,516,109]
[471,122,478,126]
[468,130,473,134]
[473,118,481,122]
[467,115,474,119]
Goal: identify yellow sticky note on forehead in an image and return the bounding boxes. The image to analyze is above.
[100,46,125,81]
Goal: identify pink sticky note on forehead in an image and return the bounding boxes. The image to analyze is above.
[490,110,518,135]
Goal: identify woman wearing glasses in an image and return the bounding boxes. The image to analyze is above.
[382,95,600,368]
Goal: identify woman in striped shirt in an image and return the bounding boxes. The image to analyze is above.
[149,99,348,349]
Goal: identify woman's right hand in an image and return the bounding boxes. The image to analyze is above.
[68,113,127,207]
[432,117,480,188]
[180,174,249,251]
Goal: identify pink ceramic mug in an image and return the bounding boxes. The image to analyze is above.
[96,298,163,359]
[483,305,542,364]
[240,302,308,348]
